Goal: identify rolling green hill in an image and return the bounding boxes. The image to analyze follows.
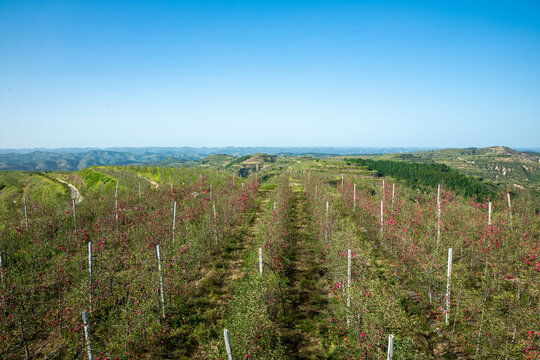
[367,146,540,197]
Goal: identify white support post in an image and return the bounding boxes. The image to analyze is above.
[353,183,356,212]
[380,200,384,238]
[437,184,441,250]
[138,182,141,201]
[445,247,453,325]
[488,201,492,226]
[172,201,177,242]
[213,203,218,246]
[224,328,234,360]
[156,245,165,318]
[387,334,394,360]
[347,249,351,326]
[115,181,119,231]
[259,248,263,276]
[73,199,77,233]
[325,201,329,242]
[392,183,395,205]
[24,196,28,231]
[507,193,513,230]
[210,183,212,201]
[382,179,385,200]
[88,242,92,311]
[0,242,5,287]
[315,184,318,199]
[341,175,344,190]
[273,202,276,211]
[82,310,94,360]
[241,182,244,191]
[115,199,119,231]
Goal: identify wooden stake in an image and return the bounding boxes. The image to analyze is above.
[445,247,453,325]
[156,245,165,318]
[82,310,94,360]
[387,334,394,360]
[88,242,92,311]
[223,328,234,360]
[259,248,263,276]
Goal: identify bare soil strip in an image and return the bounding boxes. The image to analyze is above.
[55,178,83,203]
[137,174,159,189]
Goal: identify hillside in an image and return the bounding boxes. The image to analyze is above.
[372,146,540,196]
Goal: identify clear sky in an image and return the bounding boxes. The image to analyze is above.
[1,0,539,149]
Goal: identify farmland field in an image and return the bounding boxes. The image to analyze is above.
[0,158,538,359]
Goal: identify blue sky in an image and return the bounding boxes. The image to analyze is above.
[0,0,539,148]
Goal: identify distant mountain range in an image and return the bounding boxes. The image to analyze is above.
[1,146,539,177]
[0,147,432,171]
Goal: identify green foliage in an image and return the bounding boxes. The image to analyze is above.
[225,155,251,168]
[80,168,117,190]
[346,158,496,200]
[26,173,69,205]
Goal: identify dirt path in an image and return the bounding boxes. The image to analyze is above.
[55,178,83,204]
[280,185,328,359]
[138,174,159,189]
